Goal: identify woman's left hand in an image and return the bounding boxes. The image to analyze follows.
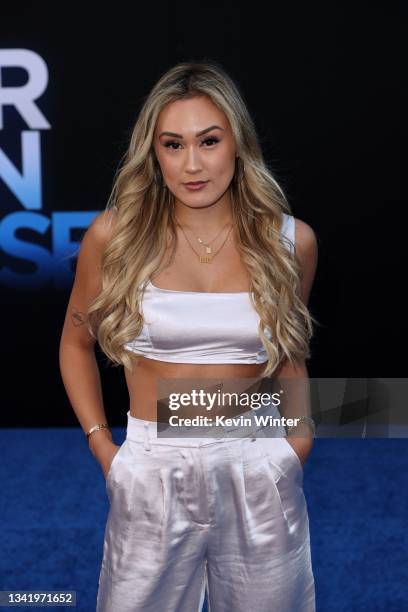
[286,435,314,467]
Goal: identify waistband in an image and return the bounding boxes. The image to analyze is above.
[125,400,286,449]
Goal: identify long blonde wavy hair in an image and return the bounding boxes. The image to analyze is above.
[86,60,317,377]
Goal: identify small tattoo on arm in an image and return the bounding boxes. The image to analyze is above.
[71,307,87,327]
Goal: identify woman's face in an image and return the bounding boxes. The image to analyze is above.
[153,95,237,209]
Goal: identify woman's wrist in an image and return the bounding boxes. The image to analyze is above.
[88,428,113,458]
[286,421,315,441]
[286,416,315,439]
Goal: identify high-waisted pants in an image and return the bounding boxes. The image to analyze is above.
[96,404,316,611]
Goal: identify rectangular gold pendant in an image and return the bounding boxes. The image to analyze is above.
[206,246,212,254]
[199,255,212,263]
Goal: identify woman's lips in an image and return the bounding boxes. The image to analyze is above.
[183,181,209,191]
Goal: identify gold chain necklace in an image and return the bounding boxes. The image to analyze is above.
[175,219,231,255]
[178,223,233,263]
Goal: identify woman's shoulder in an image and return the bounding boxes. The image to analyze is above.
[292,216,318,255]
[86,208,118,247]
[280,213,317,258]
[292,217,319,301]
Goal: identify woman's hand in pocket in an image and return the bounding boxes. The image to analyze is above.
[88,431,121,479]
[100,442,121,480]
[286,433,314,467]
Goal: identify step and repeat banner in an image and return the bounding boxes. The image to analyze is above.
[0,48,98,291]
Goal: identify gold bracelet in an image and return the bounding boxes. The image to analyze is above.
[86,423,110,441]
[286,416,316,437]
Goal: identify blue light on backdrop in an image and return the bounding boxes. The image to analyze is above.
[0,48,99,289]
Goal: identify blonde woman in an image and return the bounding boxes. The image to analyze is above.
[59,61,318,611]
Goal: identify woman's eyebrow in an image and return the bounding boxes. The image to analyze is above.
[158,125,225,138]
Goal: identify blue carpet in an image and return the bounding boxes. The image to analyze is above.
[0,429,407,611]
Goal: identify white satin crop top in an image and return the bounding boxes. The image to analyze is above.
[123,213,295,364]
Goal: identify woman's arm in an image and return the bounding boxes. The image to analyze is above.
[275,218,318,464]
[59,210,118,474]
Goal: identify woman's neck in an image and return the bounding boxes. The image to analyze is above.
[174,195,233,232]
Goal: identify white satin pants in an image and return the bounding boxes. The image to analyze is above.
[96,405,316,611]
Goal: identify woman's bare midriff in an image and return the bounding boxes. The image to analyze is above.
[124,355,267,422]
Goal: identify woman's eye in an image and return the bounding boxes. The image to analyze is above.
[164,141,182,150]
[202,137,220,146]
[163,137,220,150]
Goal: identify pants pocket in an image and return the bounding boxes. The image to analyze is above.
[272,468,308,536]
[282,437,304,475]
[258,434,304,484]
[242,457,290,531]
[257,436,308,536]
[106,441,167,530]
[105,439,127,491]
[102,446,169,577]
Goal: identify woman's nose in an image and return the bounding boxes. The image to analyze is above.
[184,146,203,172]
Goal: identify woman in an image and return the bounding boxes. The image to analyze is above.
[59,60,319,611]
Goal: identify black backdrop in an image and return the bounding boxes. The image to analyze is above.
[1,2,406,426]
